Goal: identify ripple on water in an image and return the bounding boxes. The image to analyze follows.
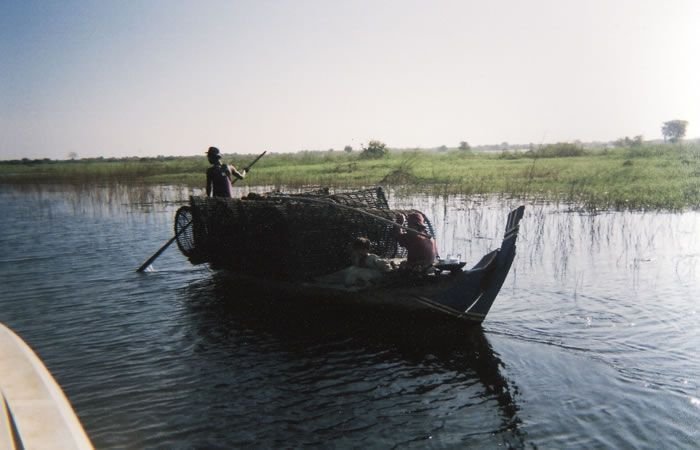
[1,185,698,448]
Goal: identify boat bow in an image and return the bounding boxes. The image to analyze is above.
[413,205,525,323]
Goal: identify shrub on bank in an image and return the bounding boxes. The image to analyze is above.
[533,142,586,158]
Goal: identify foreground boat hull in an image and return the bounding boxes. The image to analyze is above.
[0,323,93,450]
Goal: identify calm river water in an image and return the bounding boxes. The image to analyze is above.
[0,184,698,449]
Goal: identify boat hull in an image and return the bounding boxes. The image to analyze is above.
[214,245,510,325]
[210,203,524,325]
[0,323,93,450]
[176,187,525,325]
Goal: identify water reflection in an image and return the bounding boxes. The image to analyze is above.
[393,194,699,290]
[1,182,197,218]
[179,273,526,447]
[6,182,696,287]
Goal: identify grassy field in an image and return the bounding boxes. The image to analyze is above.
[1,143,698,210]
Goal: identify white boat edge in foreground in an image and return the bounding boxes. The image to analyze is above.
[0,323,93,450]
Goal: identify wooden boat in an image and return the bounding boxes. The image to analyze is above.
[174,187,525,325]
[0,323,93,449]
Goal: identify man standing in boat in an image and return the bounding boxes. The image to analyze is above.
[206,146,246,198]
[394,212,438,271]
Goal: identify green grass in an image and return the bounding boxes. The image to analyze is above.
[2,143,699,211]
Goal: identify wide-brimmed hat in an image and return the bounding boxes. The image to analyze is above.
[206,147,221,158]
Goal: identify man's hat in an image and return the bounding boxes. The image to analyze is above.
[207,147,221,159]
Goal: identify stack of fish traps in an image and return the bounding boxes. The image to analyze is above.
[175,187,435,279]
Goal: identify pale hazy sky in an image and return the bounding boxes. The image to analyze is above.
[1,0,699,160]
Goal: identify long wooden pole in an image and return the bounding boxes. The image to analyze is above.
[136,220,191,272]
[136,150,267,272]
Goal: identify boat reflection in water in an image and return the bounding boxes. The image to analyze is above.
[180,273,525,448]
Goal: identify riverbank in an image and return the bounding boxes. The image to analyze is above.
[1,143,698,210]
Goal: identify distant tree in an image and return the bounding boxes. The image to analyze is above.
[614,136,631,147]
[360,140,388,159]
[662,120,688,143]
[67,151,78,160]
[501,142,509,149]
[344,145,353,153]
[437,145,448,152]
[615,135,645,148]
[458,141,470,151]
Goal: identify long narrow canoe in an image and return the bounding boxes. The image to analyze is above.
[0,323,92,450]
